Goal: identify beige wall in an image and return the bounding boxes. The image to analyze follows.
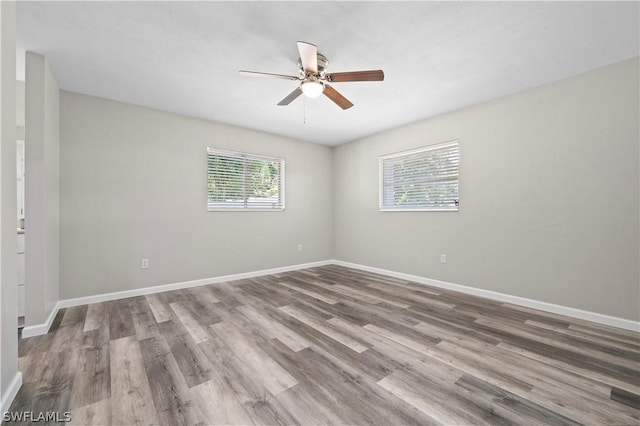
[59,92,334,299]
[57,57,640,322]
[24,52,60,325]
[334,58,640,321]
[0,0,18,407]
[16,80,23,127]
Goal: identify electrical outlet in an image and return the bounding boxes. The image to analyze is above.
[297,244,303,252]
[141,258,149,269]
[440,254,447,264]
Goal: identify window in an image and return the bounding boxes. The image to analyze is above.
[207,148,284,211]
[379,141,459,211]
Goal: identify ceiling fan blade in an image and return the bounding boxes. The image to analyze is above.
[277,87,303,106]
[239,70,299,81]
[323,84,354,110]
[327,70,385,82]
[297,41,318,74]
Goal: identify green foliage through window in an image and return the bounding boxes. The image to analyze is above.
[207,148,284,210]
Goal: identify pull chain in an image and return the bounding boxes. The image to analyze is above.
[303,96,307,124]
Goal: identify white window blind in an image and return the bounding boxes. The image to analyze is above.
[379,141,459,211]
[207,148,285,211]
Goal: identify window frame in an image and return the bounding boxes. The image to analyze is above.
[379,140,459,212]
[207,147,285,212]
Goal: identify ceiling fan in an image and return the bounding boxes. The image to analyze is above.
[239,41,384,110]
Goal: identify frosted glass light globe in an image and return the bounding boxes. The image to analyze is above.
[301,81,324,98]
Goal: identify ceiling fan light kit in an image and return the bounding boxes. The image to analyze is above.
[240,41,384,110]
[300,79,324,98]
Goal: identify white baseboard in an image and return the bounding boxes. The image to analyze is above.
[22,260,333,337]
[1,371,22,417]
[21,303,60,339]
[20,258,639,337]
[332,260,640,332]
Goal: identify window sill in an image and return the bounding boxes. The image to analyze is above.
[207,208,285,212]
[379,208,459,212]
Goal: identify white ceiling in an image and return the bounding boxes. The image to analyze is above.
[16,1,639,146]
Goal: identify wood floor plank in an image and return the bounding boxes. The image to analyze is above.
[83,303,107,333]
[241,279,296,308]
[60,305,88,327]
[497,341,640,395]
[275,281,339,304]
[288,346,439,425]
[280,304,370,353]
[505,302,639,339]
[435,338,640,423]
[129,296,162,340]
[189,378,254,425]
[138,337,204,426]
[197,332,299,425]
[16,350,50,386]
[476,316,640,369]
[413,317,501,346]
[109,336,158,426]
[324,296,421,329]
[187,284,220,305]
[454,374,581,425]
[378,369,510,425]
[68,327,111,410]
[432,340,535,393]
[144,293,173,323]
[204,298,275,343]
[417,320,614,399]
[366,282,455,310]
[364,322,437,355]
[70,398,111,425]
[611,386,640,410]
[336,282,407,306]
[530,321,640,353]
[208,284,243,307]
[10,265,640,425]
[211,320,298,395]
[527,381,640,425]
[18,330,52,358]
[48,322,84,354]
[272,316,401,382]
[363,274,442,296]
[169,302,210,344]
[274,383,349,426]
[348,321,468,388]
[158,321,214,388]
[236,304,311,352]
[107,299,135,341]
[26,348,80,416]
[48,307,66,333]
[288,277,382,307]
[187,299,223,327]
[568,322,640,343]
[482,321,640,386]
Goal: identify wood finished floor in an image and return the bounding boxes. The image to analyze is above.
[8,265,640,425]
